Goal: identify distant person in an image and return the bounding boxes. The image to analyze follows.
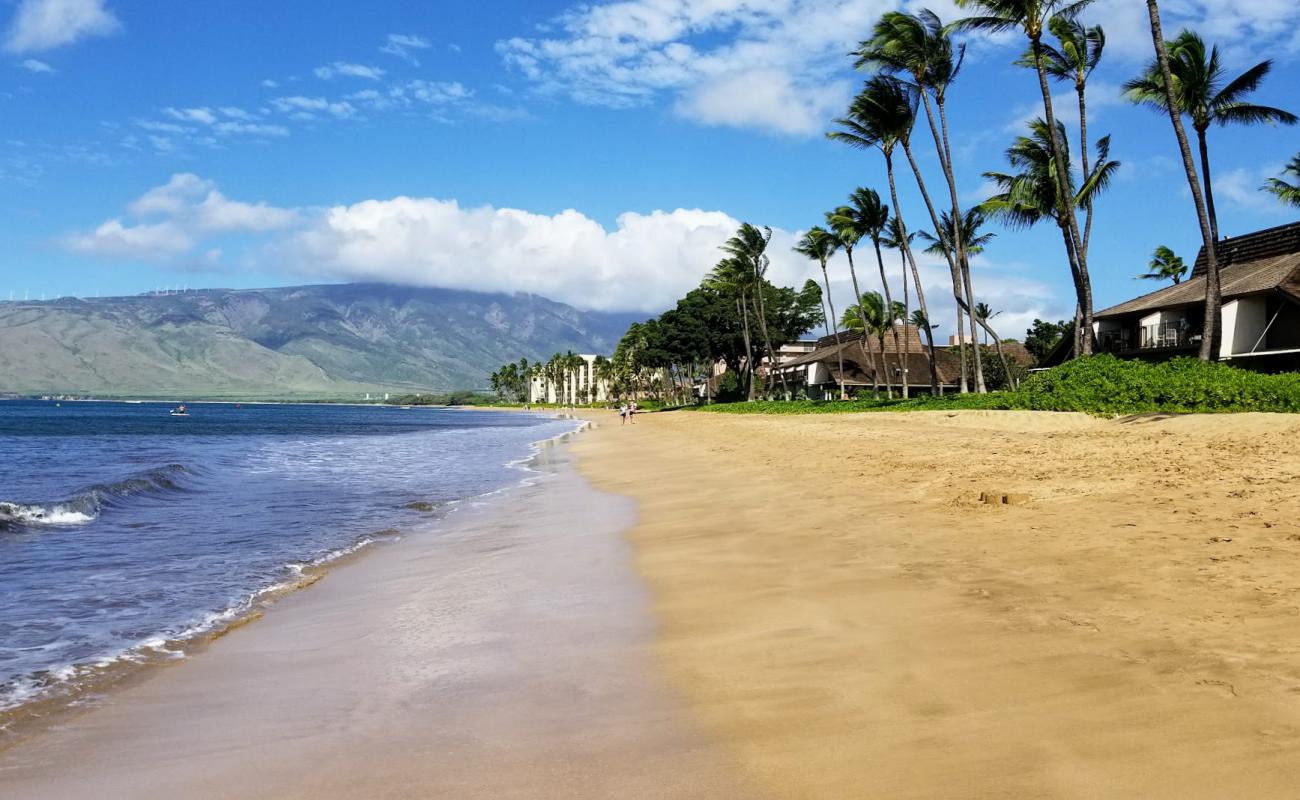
[629,401,638,424]
[619,403,629,425]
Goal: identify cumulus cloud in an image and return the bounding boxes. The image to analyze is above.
[3,0,120,53]
[380,33,431,65]
[67,173,301,258]
[314,61,386,80]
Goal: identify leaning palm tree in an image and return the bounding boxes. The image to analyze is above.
[828,188,902,399]
[721,223,788,398]
[1124,30,1297,243]
[1264,154,1300,208]
[828,76,942,394]
[882,218,918,398]
[1139,245,1187,284]
[794,227,848,400]
[841,291,890,397]
[953,0,1096,355]
[705,256,759,400]
[856,9,986,391]
[1018,17,1105,256]
[1140,1,1222,361]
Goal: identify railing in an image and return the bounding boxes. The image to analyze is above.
[1099,321,1200,354]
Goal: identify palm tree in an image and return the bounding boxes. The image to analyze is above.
[794,227,847,400]
[828,188,903,399]
[828,76,942,394]
[882,218,917,398]
[980,119,1118,363]
[1139,245,1187,284]
[953,0,1096,355]
[1140,1,1222,361]
[1018,17,1105,257]
[1125,32,1296,245]
[721,223,788,398]
[841,291,890,396]
[1264,154,1300,208]
[856,9,986,391]
[917,208,996,258]
[706,257,758,400]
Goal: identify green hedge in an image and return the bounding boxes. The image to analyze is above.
[699,356,1300,416]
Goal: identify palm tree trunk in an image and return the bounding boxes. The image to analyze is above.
[845,246,889,398]
[1146,0,1220,361]
[1196,126,1220,244]
[1031,35,1094,356]
[930,93,986,392]
[901,138,969,392]
[876,331,889,396]
[737,294,756,400]
[819,259,848,400]
[1078,84,1094,259]
[869,239,901,399]
[885,150,941,395]
[751,276,789,399]
[899,246,910,399]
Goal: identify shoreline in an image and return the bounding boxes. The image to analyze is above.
[570,408,1300,798]
[0,422,747,798]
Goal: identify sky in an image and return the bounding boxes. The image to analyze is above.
[2,0,1298,342]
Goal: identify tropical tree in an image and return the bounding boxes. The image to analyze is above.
[827,76,942,394]
[1019,17,1105,256]
[1140,1,1221,361]
[1139,245,1187,284]
[828,187,902,398]
[841,291,891,396]
[721,223,788,398]
[1264,154,1300,208]
[917,208,996,258]
[856,9,987,391]
[1124,30,1296,243]
[794,227,848,399]
[953,0,1097,356]
[882,218,917,398]
[705,257,758,400]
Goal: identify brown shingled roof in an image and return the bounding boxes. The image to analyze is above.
[1191,220,1300,277]
[1097,247,1300,319]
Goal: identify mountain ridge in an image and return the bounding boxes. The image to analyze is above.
[0,283,639,399]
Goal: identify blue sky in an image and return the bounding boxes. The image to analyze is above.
[2,0,1297,340]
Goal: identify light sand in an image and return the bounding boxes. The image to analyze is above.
[571,409,1300,799]
[0,443,750,799]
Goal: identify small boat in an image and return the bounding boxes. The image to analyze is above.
[170,404,189,417]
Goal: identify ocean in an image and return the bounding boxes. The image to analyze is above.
[0,400,579,713]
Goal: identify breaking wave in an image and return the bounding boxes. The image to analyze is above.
[0,464,192,531]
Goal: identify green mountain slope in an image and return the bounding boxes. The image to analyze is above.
[0,284,637,399]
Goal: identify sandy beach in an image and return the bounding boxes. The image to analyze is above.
[572,409,1300,798]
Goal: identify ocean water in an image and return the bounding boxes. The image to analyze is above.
[0,400,579,712]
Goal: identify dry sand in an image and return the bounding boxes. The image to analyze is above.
[572,408,1300,799]
[0,442,749,799]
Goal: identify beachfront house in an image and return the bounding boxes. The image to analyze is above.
[529,354,610,404]
[770,325,963,398]
[1091,221,1300,370]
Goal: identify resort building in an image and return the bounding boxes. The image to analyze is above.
[770,325,963,398]
[1091,221,1300,370]
[528,354,610,405]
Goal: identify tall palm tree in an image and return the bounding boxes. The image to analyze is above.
[828,188,902,399]
[953,0,1096,356]
[1264,154,1300,208]
[1019,17,1105,256]
[980,119,1118,364]
[882,218,917,398]
[705,256,759,400]
[722,223,788,398]
[1139,245,1187,284]
[828,76,942,394]
[1141,1,1222,361]
[841,291,890,396]
[794,227,847,400]
[1124,31,1296,244]
[856,9,986,391]
[917,208,997,258]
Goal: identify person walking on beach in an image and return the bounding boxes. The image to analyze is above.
[629,401,637,424]
[619,403,629,425]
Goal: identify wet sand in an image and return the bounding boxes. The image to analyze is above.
[0,442,748,799]
[572,409,1300,799]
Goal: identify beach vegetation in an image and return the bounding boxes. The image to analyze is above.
[1263,154,1300,209]
[1138,245,1187,285]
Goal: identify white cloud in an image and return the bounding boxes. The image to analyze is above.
[380,33,431,65]
[270,95,356,119]
[20,57,54,72]
[67,173,300,258]
[261,78,279,88]
[213,121,289,137]
[496,0,896,136]
[314,61,385,81]
[164,106,217,125]
[3,0,120,54]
